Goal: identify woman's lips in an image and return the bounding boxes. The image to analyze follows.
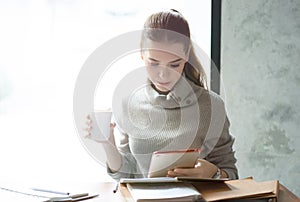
[157,81,170,86]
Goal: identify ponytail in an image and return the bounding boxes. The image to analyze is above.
[184,46,208,89]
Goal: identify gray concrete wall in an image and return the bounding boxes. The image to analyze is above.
[221,0,300,196]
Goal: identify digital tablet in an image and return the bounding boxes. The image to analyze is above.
[148,148,200,178]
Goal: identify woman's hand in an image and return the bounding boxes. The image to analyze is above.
[84,114,116,144]
[167,159,221,178]
[84,114,122,171]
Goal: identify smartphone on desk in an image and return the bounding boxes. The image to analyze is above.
[148,148,200,178]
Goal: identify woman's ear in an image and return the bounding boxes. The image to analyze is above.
[140,50,144,60]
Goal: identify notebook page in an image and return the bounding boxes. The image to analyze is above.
[127,182,201,201]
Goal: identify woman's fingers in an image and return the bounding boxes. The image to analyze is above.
[83,114,116,144]
[167,159,218,178]
[83,114,93,138]
[84,121,92,134]
[86,119,92,125]
[110,122,116,127]
[167,167,204,177]
[84,132,91,139]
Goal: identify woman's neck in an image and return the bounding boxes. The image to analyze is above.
[151,83,170,95]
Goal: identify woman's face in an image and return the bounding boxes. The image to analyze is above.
[142,41,188,93]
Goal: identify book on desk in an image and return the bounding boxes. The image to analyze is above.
[119,177,279,202]
[127,182,203,202]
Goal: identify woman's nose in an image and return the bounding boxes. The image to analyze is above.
[158,67,169,78]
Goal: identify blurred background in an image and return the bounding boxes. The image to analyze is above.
[0,0,299,197]
[0,0,211,185]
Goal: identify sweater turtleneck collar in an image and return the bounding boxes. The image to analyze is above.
[145,75,205,109]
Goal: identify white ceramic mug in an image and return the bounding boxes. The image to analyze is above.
[90,110,112,141]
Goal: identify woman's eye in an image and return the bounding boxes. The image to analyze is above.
[150,63,159,67]
[170,64,180,68]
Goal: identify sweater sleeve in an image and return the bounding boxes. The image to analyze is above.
[204,116,238,180]
[107,130,137,180]
[199,92,238,180]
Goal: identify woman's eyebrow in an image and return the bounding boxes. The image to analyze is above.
[148,57,182,63]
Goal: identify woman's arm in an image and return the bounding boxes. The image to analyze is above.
[203,116,238,179]
[101,123,122,172]
[85,115,137,180]
[106,130,138,180]
[166,117,238,179]
[167,93,238,179]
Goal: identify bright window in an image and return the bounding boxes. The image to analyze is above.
[0,0,211,184]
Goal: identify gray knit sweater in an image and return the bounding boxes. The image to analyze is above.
[108,75,238,180]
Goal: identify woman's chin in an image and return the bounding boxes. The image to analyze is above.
[156,85,171,92]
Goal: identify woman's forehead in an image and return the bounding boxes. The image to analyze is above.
[145,49,183,63]
[142,40,187,60]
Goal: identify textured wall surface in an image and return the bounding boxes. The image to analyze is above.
[221,0,300,196]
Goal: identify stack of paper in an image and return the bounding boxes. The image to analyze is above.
[120,177,228,184]
[127,182,202,202]
[120,177,279,202]
[194,178,279,201]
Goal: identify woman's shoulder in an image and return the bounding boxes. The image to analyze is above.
[198,88,225,106]
[209,90,225,103]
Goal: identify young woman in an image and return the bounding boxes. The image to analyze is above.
[85,9,238,180]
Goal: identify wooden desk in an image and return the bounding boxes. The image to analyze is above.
[52,181,299,202]
[278,184,300,202]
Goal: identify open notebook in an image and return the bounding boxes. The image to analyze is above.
[120,177,229,184]
[120,177,279,202]
[126,182,203,202]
